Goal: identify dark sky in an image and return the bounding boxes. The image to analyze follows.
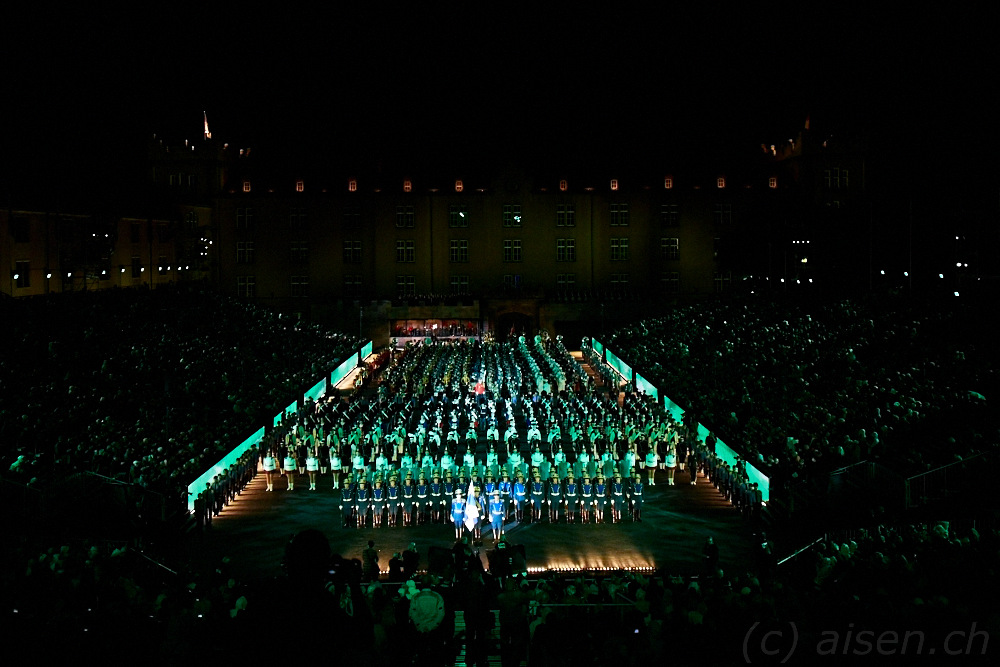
[4,6,995,199]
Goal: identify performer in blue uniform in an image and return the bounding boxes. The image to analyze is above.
[355,478,371,529]
[498,470,513,520]
[415,474,430,525]
[594,473,608,524]
[489,491,506,541]
[386,475,400,527]
[547,473,563,523]
[631,473,644,522]
[563,473,579,523]
[451,490,466,540]
[610,472,625,523]
[530,472,546,523]
[512,472,527,522]
[580,475,593,524]
[401,475,415,526]
[430,472,444,523]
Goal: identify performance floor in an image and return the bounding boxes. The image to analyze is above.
[183,466,756,584]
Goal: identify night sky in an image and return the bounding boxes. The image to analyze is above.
[4,6,996,203]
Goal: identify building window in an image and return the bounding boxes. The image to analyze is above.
[503,239,522,262]
[610,203,629,226]
[131,256,142,278]
[343,241,362,263]
[556,238,576,262]
[502,203,522,227]
[556,273,576,287]
[610,179,619,191]
[660,203,679,227]
[158,256,168,275]
[559,179,568,192]
[236,207,254,230]
[243,181,251,192]
[556,204,575,227]
[11,217,30,243]
[343,205,361,227]
[660,237,679,261]
[396,239,415,263]
[14,261,30,288]
[503,274,521,289]
[661,271,680,294]
[291,275,309,298]
[449,239,469,263]
[296,180,304,192]
[185,211,198,229]
[237,241,255,264]
[664,177,674,190]
[713,272,732,293]
[130,221,141,243]
[396,275,416,297]
[448,205,469,227]
[824,167,849,189]
[450,275,470,295]
[290,241,309,264]
[717,177,726,189]
[237,275,257,298]
[769,177,777,189]
[290,207,307,229]
[610,273,629,286]
[713,203,732,226]
[403,179,412,192]
[396,205,415,228]
[611,237,629,261]
[344,274,362,298]
[348,179,357,192]
[455,180,463,192]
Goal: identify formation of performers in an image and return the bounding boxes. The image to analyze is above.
[325,464,652,542]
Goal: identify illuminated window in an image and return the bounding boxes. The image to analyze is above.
[769,177,777,189]
[610,179,619,191]
[403,179,412,192]
[243,180,251,192]
[237,241,255,264]
[717,177,726,189]
[660,203,679,227]
[396,205,415,228]
[344,274,362,298]
[610,238,629,261]
[290,275,309,298]
[14,261,30,288]
[449,205,469,227]
[610,203,629,226]
[502,203,522,227]
[343,241,362,263]
[236,208,254,231]
[660,237,679,261]
[661,271,679,294]
[237,275,256,298]
[396,275,416,297]
[556,238,576,262]
[557,273,576,287]
[503,239,522,262]
[396,239,415,263]
[713,203,732,225]
[290,242,309,264]
[455,180,463,192]
[559,179,568,192]
[556,204,575,227]
[450,239,469,263]
[348,179,357,192]
[664,177,673,190]
[296,180,304,192]
[450,275,470,295]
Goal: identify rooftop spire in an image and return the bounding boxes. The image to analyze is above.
[203,111,212,140]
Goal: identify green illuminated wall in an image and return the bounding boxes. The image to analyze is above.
[187,426,264,511]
